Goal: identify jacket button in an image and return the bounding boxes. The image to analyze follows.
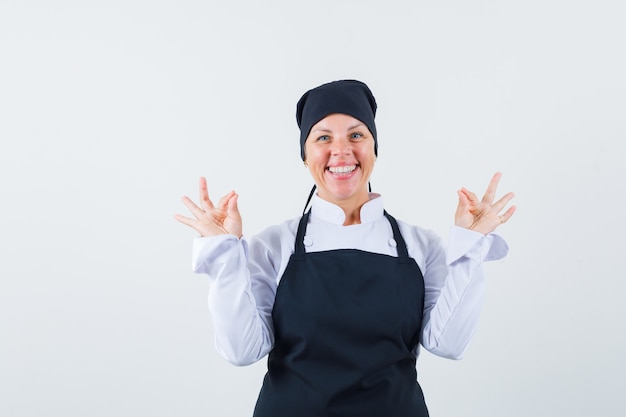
[303,236,313,247]
[388,238,397,247]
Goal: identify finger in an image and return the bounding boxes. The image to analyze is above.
[499,205,517,224]
[181,196,206,218]
[460,187,479,204]
[217,190,236,211]
[456,189,470,210]
[481,172,502,204]
[173,213,198,228]
[492,191,515,212]
[198,177,215,211]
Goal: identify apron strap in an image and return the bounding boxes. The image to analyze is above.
[302,185,317,215]
[383,211,411,261]
[294,209,311,257]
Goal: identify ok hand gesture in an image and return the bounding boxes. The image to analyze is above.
[455,172,516,235]
[174,177,243,238]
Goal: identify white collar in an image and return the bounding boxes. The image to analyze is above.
[309,193,384,225]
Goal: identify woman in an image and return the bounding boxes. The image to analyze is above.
[175,80,516,416]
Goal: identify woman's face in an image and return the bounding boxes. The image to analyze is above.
[304,113,376,206]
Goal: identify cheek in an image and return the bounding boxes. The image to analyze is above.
[304,145,326,165]
[357,140,376,159]
[356,146,377,166]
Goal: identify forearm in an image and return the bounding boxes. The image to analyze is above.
[193,235,275,366]
[420,227,508,359]
[421,252,485,359]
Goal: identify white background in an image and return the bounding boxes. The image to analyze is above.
[1,1,624,416]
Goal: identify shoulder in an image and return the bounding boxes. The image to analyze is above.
[393,217,442,246]
[392,216,445,264]
[242,215,303,277]
[248,215,302,250]
[391,216,447,275]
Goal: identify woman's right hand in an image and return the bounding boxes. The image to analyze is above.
[174,177,243,238]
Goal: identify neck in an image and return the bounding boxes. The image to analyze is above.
[342,208,363,226]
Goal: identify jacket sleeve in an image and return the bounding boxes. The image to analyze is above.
[192,229,285,366]
[416,225,509,360]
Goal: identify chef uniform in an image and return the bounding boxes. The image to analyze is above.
[190,80,509,416]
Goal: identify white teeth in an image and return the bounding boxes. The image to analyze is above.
[328,165,356,173]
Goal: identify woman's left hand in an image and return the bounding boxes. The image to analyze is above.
[455,172,516,235]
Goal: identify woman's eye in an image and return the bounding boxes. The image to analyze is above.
[317,135,330,142]
[351,132,363,139]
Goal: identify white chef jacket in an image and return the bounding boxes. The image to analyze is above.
[192,193,508,366]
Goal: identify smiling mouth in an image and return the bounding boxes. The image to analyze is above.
[327,165,357,174]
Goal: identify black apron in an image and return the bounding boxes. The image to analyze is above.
[253,210,428,417]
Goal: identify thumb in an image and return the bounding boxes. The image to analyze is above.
[456,189,469,211]
[226,193,243,238]
[455,190,472,226]
[227,193,241,219]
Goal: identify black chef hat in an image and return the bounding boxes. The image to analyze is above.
[296,80,378,161]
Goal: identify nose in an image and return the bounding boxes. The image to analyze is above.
[331,138,352,156]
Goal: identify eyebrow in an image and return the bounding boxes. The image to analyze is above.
[311,128,332,134]
[311,123,364,134]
